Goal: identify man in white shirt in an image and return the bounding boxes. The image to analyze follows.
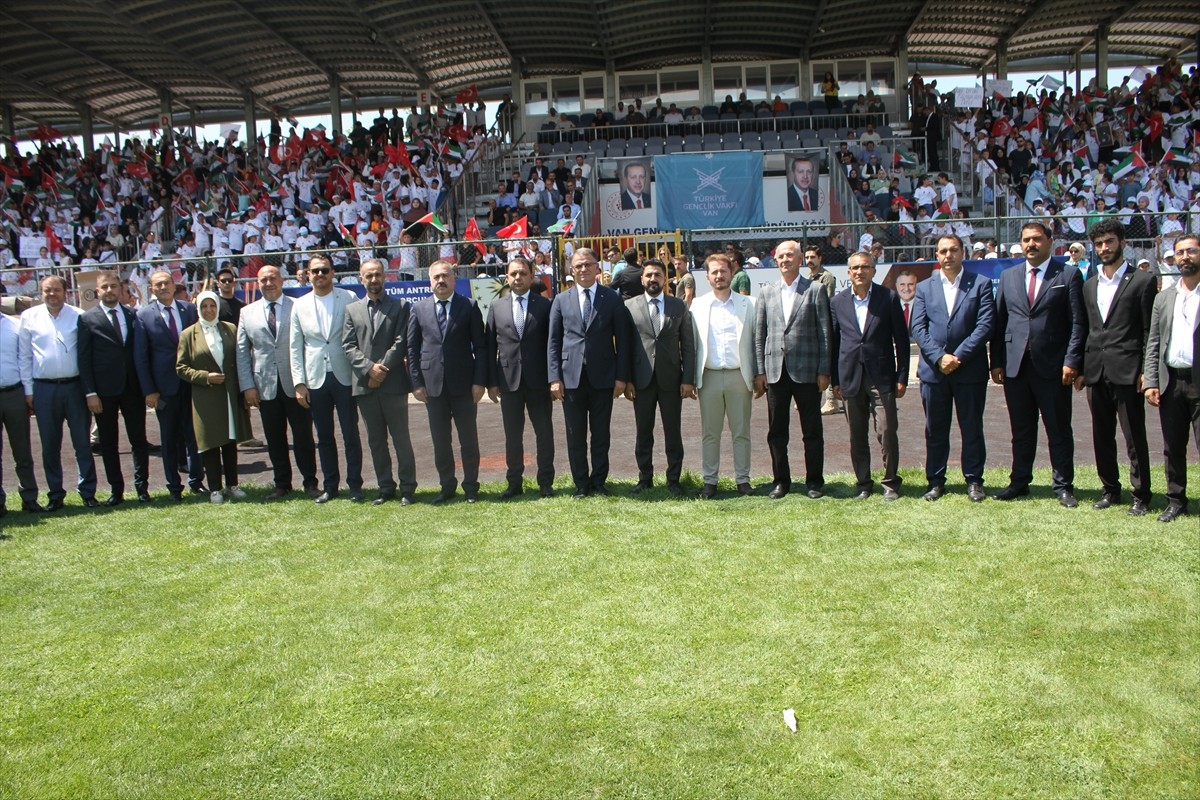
[18,275,98,510]
[0,308,41,514]
[691,253,758,498]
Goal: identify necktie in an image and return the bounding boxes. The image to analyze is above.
[267,301,277,338]
[437,299,449,336]
[650,297,661,335]
[165,304,178,342]
[581,287,593,326]
[636,197,643,209]
[110,309,123,345]
[803,194,811,212]
[515,295,525,337]
[367,299,377,339]
[903,302,910,328]
[1027,267,1039,307]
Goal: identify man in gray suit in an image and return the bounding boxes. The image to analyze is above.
[237,265,319,500]
[343,258,417,506]
[754,239,831,499]
[1143,234,1200,523]
[624,258,695,496]
[289,254,364,503]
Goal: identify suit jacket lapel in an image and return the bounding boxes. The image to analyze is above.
[947,274,970,321]
[1105,269,1135,318]
[1033,263,1061,308]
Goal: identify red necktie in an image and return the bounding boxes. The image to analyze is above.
[1027,267,1039,307]
[803,195,811,212]
[903,302,910,328]
[636,197,643,209]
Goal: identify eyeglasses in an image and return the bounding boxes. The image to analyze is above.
[309,268,332,275]
[1176,247,1200,256]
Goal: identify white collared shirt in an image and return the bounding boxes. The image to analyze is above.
[938,268,963,316]
[158,299,181,333]
[0,313,21,387]
[1095,264,1127,323]
[645,292,664,331]
[705,295,740,370]
[576,283,596,321]
[1167,282,1198,369]
[852,287,872,332]
[779,276,800,324]
[1025,259,1048,299]
[99,302,128,342]
[18,303,83,392]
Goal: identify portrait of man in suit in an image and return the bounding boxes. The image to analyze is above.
[235,265,319,501]
[989,221,1085,507]
[786,156,821,212]
[1079,219,1157,516]
[753,239,831,499]
[408,260,488,504]
[78,270,150,506]
[343,258,417,506]
[485,256,555,499]
[548,248,632,498]
[910,234,994,502]
[830,251,909,500]
[624,258,695,496]
[619,161,652,210]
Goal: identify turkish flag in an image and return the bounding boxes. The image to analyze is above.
[991,116,1013,138]
[464,217,486,256]
[126,161,150,180]
[495,216,528,239]
[456,84,479,105]
[45,223,64,253]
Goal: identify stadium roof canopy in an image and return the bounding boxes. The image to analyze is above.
[2,0,1198,133]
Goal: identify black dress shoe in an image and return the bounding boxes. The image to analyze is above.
[666,482,684,497]
[630,480,654,495]
[499,485,524,500]
[994,485,1030,501]
[883,487,900,502]
[1128,499,1150,517]
[1158,504,1186,523]
[923,485,944,502]
[168,490,183,503]
[348,489,365,502]
[82,497,101,509]
[399,494,414,506]
[1092,493,1120,510]
[103,495,124,507]
[45,500,66,512]
[315,491,337,504]
[189,483,208,495]
[304,487,322,499]
[853,489,872,500]
[571,487,591,499]
[806,487,824,499]
[592,484,611,497]
[431,488,456,504]
[1057,490,1079,509]
[465,491,479,504]
[699,484,718,499]
[736,482,753,496]
[967,483,985,502]
[769,484,789,499]
[137,491,153,504]
[266,488,291,501]
[22,501,46,513]
[539,486,554,498]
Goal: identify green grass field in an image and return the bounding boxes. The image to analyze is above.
[2,466,1197,799]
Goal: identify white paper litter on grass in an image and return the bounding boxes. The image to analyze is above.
[782,708,797,732]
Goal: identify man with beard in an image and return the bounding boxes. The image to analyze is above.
[1143,234,1200,523]
[1078,219,1157,516]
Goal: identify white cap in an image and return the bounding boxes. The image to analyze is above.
[746,256,761,266]
[1162,249,1175,260]
[1009,243,1023,255]
[972,242,986,251]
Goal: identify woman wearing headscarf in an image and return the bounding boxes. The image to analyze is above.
[176,290,252,503]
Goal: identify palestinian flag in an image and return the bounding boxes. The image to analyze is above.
[1072,145,1089,169]
[495,216,528,239]
[286,115,300,128]
[932,201,952,220]
[892,147,917,168]
[1021,114,1043,133]
[547,216,575,234]
[337,220,355,245]
[1161,148,1193,166]
[1111,152,1147,180]
[410,212,447,233]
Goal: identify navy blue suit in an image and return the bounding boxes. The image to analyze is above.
[548,283,631,491]
[830,285,909,492]
[990,260,1085,492]
[134,300,204,493]
[910,270,995,487]
[407,293,487,493]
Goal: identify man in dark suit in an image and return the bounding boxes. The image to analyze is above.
[1143,234,1200,523]
[236,265,319,501]
[135,270,205,501]
[910,235,994,502]
[786,157,821,212]
[624,258,695,496]
[78,270,150,506]
[990,221,1086,507]
[486,256,555,499]
[408,260,487,503]
[343,258,418,506]
[753,239,831,499]
[548,248,632,498]
[1079,219,1157,516]
[830,251,909,500]
[619,162,652,209]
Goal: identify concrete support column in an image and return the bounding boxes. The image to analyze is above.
[701,45,714,104]
[996,45,1008,81]
[2,105,16,158]
[897,42,909,122]
[509,61,523,142]
[329,76,343,135]
[79,106,95,158]
[1095,26,1109,89]
[189,108,198,142]
[243,95,257,166]
[605,62,616,114]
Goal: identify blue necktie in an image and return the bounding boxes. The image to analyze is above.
[581,287,592,326]
[437,299,449,336]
